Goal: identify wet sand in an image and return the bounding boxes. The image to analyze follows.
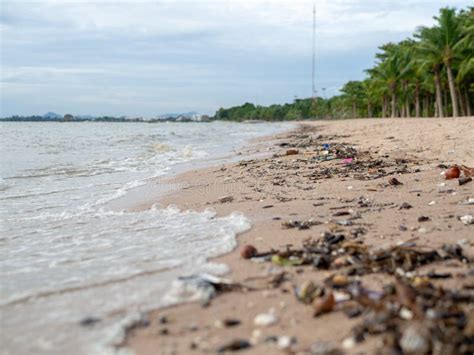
[123,117,473,354]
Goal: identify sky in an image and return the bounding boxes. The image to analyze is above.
[0,0,472,117]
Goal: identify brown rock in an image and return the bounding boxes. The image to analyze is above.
[286,149,299,156]
[240,245,258,259]
[445,166,460,180]
[313,291,335,317]
[388,177,403,186]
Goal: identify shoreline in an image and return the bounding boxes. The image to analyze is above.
[123,117,473,354]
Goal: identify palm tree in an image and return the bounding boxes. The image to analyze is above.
[417,8,464,117]
[454,7,474,116]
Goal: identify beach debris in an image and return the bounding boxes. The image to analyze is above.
[282,219,322,230]
[164,274,244,306]
[445,166,461,179]
[388,177,403,186]
[241,245,258,259]
[296,280,324,304]
[286,148,299,156]
[254,310,278,327]
[217,339,251,352]
[342,158,353,164]
[460,164,474,177]
[219,195,234,203]
[459,177,472,185]
[418,216,430,222]
[460,215,473,225]
[271,254,304,267]
[313,291,335,316]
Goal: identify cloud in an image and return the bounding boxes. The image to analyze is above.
[1,0,472,116]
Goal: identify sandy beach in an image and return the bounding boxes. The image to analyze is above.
[123,118,473,354]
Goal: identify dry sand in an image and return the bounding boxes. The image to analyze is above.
[123,118,473,355]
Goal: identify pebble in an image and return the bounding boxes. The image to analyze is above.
[79,317,101,327]
[240,245,258,259]
[313,292,335,316]
[460,215,473,225]
[219,195,234,203]
[342,337,356,350]
[214,318,241,328]
[277,336,296,350]
[311,341,342,355]
[400,324,430,354]
[254,311,278,327]
[428,200,436,206]
[286,149,299,155]
[445,166,461,179]
[217,339,251,352]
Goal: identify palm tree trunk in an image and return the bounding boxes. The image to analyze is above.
[391,90,396,118]
[367,102,372,118]
[404,81,410,118]
[446,64,459,117]
[352,100,357,118]
[457,85,466,116]
[415,83,420,118]
[382,96,386,118]
[465,85,472,116]
[434,70,444,117]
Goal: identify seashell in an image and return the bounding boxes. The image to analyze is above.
[297,280,322,303]
[445,166,460,179]
[313,291,335,317]
[240,245,258,259]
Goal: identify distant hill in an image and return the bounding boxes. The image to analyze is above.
[42,112,62,119]
[157,111,200,119]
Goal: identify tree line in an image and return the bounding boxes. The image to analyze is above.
[213,7,473,121]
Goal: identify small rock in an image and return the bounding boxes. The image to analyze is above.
[79,317,101,327]
[286,149,299,155]
[400,324,430,354]
[388,177,403,186]
[240,245,258,259]
[399,202,412,210]
[428,200,436,206]
[254,312,278,327]
[418,216,430,222]
[445,166,461,180]
[277,336,296,350]
[341,337,356,350]
[215,318,241,328]
[219,195,234,203]
[313,291,335,317]
[460,215,473,225]
[217,339,251,352]
[459,177,472,186]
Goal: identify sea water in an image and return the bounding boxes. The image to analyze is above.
[0,121,290,354]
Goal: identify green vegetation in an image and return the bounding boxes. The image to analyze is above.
[214,7,473,121]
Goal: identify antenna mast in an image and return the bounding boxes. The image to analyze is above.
[312,2,317,115]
